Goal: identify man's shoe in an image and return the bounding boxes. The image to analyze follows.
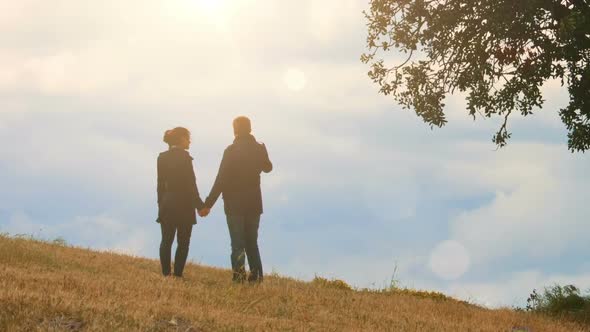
[247,275,263,284]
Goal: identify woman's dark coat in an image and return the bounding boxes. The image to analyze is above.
[157,147,205,225]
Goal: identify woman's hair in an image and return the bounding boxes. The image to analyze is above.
[163,127,190,146]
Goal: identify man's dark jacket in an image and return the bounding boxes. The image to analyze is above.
[157,147,205,225]
[205,134,273,215]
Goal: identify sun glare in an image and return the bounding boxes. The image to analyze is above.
[428,240,470,280]
[169,0,237,28]
[194,0,230,16]
[198,0,223,11]
[283,68,307,92]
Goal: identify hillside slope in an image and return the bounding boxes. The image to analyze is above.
[0,235,586,331]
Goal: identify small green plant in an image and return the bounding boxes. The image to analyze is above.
[269,267,280,278]
[382,264,400,292]
[312,276,353,291]
[52,237,68,246]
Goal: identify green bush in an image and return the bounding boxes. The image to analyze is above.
[525,284,590,326]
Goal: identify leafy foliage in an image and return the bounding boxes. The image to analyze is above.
[525,284,590,326]
[362,0,590,151]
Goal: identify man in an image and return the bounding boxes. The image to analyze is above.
[200,116,273,283]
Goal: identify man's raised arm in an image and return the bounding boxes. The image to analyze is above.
[261,143,273,173]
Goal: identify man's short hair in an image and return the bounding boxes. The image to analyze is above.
[233,116,251,136]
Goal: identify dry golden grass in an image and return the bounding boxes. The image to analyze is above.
[0,235,587,332]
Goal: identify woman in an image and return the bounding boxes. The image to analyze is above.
[156,127,208,277]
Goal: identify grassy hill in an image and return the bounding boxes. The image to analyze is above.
[0,234,586,331]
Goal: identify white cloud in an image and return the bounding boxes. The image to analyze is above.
[362,167,419,222]
[449,143,590,266]
[0,0,375,110]
[447,270,590,308]
[0,211,155,256]
[0,113,155,198]
[308,0,362,42]
[1,212,48,238]
[108,231,153,256]
[276,252,430,289]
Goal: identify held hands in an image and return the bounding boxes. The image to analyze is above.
[198,207,211,218]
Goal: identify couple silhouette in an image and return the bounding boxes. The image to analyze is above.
[156,116,272,283]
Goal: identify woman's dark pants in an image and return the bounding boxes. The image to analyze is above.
[159,222,193,277]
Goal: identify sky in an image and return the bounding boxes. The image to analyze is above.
[1,0,589,308]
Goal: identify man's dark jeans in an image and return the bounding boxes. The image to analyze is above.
[226,214,262,282]
[160,222,193,277]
